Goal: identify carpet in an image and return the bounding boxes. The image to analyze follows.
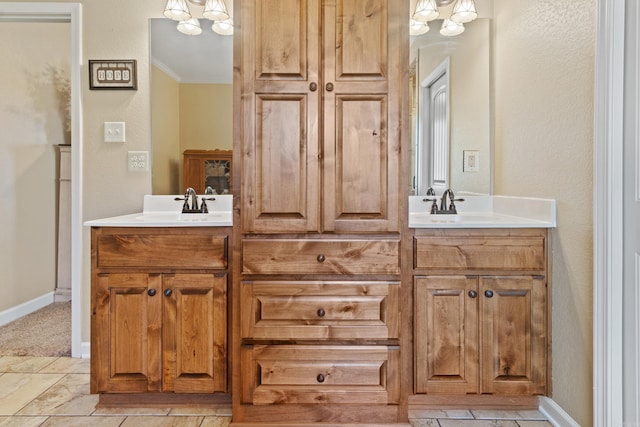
[0,302,71,357]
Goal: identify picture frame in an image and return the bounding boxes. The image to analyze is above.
[89,59,137,90]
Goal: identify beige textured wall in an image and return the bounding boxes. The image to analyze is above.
[0,22,69,312]
[493,1,595,425]
[151,65,180,195]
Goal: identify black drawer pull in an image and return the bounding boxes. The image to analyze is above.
[316,374,325,383]
[317,308,326,318]
[147,289,156,296]
[309,82,318,91]
[485,290,494,298]
[317,254,326,263]
[468,290,477,298]
[164,288,172,297]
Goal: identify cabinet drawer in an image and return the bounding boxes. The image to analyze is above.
[241,345,400,405]
[241,281,399,340]
[242,239,400,275]
[414,234,545,272]
[96,230,227,269]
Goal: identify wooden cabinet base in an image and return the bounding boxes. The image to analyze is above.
[96,393,231,408]
[408,392,541,410]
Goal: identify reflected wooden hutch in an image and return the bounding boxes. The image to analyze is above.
[183,149,232,194]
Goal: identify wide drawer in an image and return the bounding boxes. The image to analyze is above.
[414,233,545,272]
[241,345,400,405]
[95,229,228,269]
[241,281,399,340]
[242,239,400,275]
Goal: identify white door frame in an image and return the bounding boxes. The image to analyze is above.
[594,0,625,425]
[0,2,84,358]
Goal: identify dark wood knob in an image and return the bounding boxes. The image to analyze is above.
[317,254,325,263]
[468,290,477,298]
[147,289,156,296]
[164,288,172,297]
[316,374,325,383]
[317,308,326,318]
[309,82,318,91]
[485,290,494,298]
[325,82,334,92]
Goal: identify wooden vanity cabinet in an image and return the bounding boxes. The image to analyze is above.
[90,227,228,396]
[412,228,549,399]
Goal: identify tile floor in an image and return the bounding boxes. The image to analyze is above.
[0,356,553,427]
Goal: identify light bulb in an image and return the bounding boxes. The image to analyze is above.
[177,18,202,35]
[164,0,191,21]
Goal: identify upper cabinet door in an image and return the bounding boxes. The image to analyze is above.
[240,0,403,234]
[241,0,321,233]
[323,0,401,233]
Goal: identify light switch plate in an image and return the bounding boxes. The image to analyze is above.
[463,150,479,172]
[104,122,125,143]
[128,151,149,172]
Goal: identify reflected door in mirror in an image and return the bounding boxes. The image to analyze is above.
[183,149,232,194]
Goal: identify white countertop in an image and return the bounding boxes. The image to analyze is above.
[84,195,233,227]
[409,195,556,228]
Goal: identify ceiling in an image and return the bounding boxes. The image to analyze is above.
[150,18,232,84]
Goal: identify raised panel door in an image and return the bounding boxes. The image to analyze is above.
[480,276,547,395]
[323,0,400,232]
[91,273,162,393]
[414,276,478,394]
[163,273,227,393]
[241,0,320,233]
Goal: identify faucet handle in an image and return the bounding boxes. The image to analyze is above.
[422,198,438,214]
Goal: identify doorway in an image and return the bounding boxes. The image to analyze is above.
[0,3,83,358]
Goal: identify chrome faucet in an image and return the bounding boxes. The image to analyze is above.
[184,187,199,211]
[423,188,464,214]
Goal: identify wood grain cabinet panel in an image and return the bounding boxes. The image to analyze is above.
[413,229,549,397]
[242,239,400,275]
[91,227,229,396]
[241,345,400,405]
[241,281,399,340]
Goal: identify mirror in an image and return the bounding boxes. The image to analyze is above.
[149,17,233,195]
[410,17,492,196]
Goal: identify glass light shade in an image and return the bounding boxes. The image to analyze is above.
[413,0,439,22]
[410,19,430,36]
[203,0,229,21]
[212,18,233,35]
[451,0,478,23]
[440,19,465,36]
[177,18,202,35]
[164,0,191,21]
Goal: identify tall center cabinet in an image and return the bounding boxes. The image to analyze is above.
[233,0,409,424]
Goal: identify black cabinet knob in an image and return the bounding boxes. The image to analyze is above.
[164,288,172,297]
[147,289,156,296]
[325,82,334,92]
[317,308,326,318]
[317,254,326,263]
[317,374,325,383]
[468,290,478,298]
[484,290,494,298]
[309,82,318,92]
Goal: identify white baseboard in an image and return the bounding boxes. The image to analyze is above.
[539,397,581,427]
[0,292,55,327]
[80,341,90,359]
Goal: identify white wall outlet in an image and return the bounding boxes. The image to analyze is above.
[104,122,125,143]
[128,151,149,172]
[463,150,479,172]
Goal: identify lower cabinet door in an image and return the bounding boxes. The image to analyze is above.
[92,273,162,393]
[480,276,547,395]
[241,345,400,405]
[414,276,479,394]
[163,273,227,393]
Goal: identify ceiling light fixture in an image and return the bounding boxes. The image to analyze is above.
[440,18,465,36]
[177,17,202,35]
[164,0,191,21]
[451,0,478,23]
[203,0,230,21]
[212,18,234,35]
[412,0,439,22]
[410,19,430,36]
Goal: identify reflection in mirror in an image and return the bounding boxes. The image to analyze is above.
[149,17,233,195]
[410,18,491,196]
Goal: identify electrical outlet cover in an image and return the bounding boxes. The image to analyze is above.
[128,151,149,172]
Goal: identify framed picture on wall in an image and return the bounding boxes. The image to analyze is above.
[89,60,137,90]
